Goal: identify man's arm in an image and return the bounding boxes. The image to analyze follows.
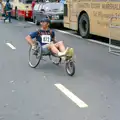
[25,31,38,45]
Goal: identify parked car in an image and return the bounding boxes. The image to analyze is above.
[32,2,64,26]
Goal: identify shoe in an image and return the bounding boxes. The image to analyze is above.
[58,47,69,57]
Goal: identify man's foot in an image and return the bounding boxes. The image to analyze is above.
[3,19,5,23]
[58,47,69,57]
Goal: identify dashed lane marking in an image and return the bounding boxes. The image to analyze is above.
[54,83,88,108]
[27,21,35,24]
[6,43,16,50]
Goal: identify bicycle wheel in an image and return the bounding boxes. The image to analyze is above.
[28,41,42,68]
[65,60,75,76]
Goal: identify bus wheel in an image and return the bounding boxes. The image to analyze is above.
[78,13,90,38]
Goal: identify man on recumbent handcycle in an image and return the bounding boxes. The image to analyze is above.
[25,18,74,61]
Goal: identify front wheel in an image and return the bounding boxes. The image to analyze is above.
[65,60,75,76]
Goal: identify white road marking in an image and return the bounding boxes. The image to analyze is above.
[6,43,16,50]
[55,29,120,49]
[54,83,88,108]
[27,21,35,24]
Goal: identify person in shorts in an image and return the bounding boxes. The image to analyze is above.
[25,18,74,60]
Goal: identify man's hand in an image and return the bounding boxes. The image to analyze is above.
[52,37,57,43]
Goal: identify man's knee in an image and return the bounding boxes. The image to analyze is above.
[58,41,64,45]
[48,43,55,49]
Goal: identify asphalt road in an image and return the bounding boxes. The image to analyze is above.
[0,19,120,120]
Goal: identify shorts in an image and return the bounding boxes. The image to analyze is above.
[42,44,51,55]
[41,41,54,54]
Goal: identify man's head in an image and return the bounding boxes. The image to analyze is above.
[41,18,50,30]
[7,0,9,2]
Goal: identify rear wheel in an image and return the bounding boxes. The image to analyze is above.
[28,41,42,68]
[78,13,90,38]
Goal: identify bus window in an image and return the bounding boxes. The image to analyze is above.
[24,0,32,4]
[64,4,67,16]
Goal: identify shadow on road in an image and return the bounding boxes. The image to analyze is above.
[34,60,67,76]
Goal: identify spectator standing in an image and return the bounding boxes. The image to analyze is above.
[32,0,36,11]
[4,0,12,23]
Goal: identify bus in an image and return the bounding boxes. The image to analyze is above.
[64,0,120,40]
[3,0,33,19]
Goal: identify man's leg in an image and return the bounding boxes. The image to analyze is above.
[54,41,70,57]
[48,42,68,59]
[55,41,74,58]
[8,12,11,22]
[48,43,60,55]
[54,41,66,52]
[4,13,8,22]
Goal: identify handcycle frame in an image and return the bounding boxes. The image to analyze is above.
[28,40,75,76]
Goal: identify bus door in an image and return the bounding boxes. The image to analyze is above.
[64,0,71,27]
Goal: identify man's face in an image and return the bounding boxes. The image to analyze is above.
[42,21,49,28]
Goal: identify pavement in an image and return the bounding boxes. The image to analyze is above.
[0,19,120,120]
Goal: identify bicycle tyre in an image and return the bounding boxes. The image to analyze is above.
[65,60,75,76]
[28,41,42,68]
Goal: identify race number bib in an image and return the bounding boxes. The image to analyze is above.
[41,35,51,44]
